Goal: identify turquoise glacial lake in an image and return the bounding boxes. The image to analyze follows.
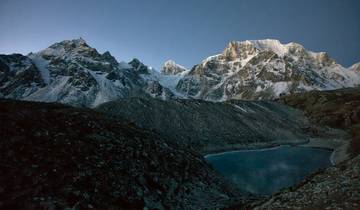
[205,146,332,195]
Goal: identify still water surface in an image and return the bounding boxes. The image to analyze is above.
[205,146,332,195]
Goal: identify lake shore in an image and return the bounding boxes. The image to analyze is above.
[202,140,307,157]
[203,136,350,165]
[300,137,350,164]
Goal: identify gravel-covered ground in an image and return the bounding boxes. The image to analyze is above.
[254,154,360,209]
[0,99,243,210]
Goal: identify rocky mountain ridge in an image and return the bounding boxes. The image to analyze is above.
[0,38,174,107]
[161,60,188,75]
[1,38,359,106]
[174,39,360,101]
[1,38,360,209]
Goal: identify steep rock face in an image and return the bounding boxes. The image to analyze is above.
[161,60,188,75]
[0,54,45,99]
[146,80,175,99]
[0,39,173,107]
[176,39,360,101]
[96,97,345,154]
[0,99,242,210]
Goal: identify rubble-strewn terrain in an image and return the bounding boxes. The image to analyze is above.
[0,99,243,210]
[254,154,360,210]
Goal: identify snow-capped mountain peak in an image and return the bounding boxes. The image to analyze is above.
[248,39,288,56]
[0,38,175,107]
[1,38,359,106]
[350,61,360,73]
[223,39,295,60]
[176,39,360,101]
[161,60,188,75]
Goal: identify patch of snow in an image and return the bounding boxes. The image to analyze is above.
[308,51,323,58]
[255,85,263,93]
[298,82,315,91]
[88,70,124,107]
[202,54,222,63]
[350,62,360,71]
[162,60,189,74]
[249,39,288,57]
[158,74,187,97]
[25,76,71,102]
[30,55,51,84]
[272,82,289,96]
[39,47,66,58]
[242,54,256,66]
[118,61,132,69]
[233,104,248,112]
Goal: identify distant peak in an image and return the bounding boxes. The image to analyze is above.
[32,38,115,63]
[249,39,282,44]
[78,37,86,42]
[162,60,188,75]
[129,58,150,74]
[48,38,90,50]
[164,60,177,66]
[246,39,287,56]
[350,61,360,72]
[228,39,283,47]
[129,58,142,66]
[224,39,310,58]
[73,37,88,47]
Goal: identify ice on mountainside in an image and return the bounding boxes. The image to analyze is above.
[161,60,188,75]
[1,38,359,106]
[175,39,360,101]
[0,38,174,107]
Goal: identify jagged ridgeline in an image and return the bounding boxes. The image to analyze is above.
[1,38,360,107]
[175,40,360,101]
[1,38,360,209]
[0,38,174,107]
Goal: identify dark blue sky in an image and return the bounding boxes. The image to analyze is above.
[0,0,359,69]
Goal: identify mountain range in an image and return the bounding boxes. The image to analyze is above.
[1,38,359,106]
[1,38,360,209]
[0,38,173,107]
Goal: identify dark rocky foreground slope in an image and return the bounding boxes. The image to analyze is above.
[0,99,243,210]
[96,97,344,154]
